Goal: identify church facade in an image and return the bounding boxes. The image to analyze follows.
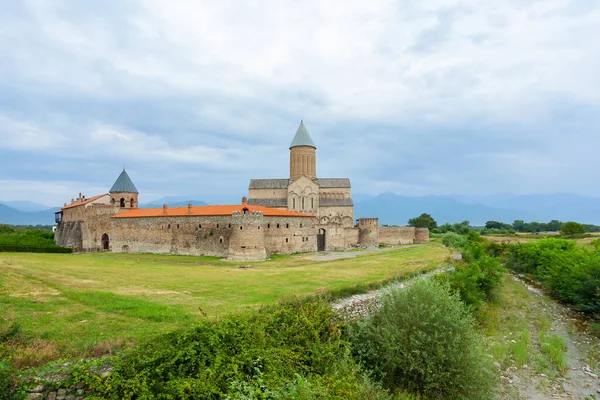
[54,122,428,260]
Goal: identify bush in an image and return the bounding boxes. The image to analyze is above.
[506,239,600,313]
[560,221,585,236]
[441,232,467,248]
[97,297,392,399]
[348,280,495,399]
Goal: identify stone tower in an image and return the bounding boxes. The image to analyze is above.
[109,169,139,209]
[289,121,316,179]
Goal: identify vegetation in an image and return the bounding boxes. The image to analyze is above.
[0,225,70,253]
[512,219,600,233]
[0,245,447,368]
[438,232,504,310]
[97,297,394,399]
[348,280,495,399]
[559,221,586,236]
[505,238,600,313]
[407,213,437,230]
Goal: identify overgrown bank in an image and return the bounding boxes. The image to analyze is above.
[4,284,496,399]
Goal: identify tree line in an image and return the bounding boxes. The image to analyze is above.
[407,213,599,236]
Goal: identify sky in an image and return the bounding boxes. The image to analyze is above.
[0,0,599,207]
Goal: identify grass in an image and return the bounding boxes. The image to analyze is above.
[0,244,448,368]
[479,274,572,397]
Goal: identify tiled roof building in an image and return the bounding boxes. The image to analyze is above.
[54,121,428,260]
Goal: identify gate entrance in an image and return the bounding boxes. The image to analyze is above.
[101,234,110,251]
[317,228,326,252]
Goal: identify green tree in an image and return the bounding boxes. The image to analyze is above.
[407,213,437,230]
[512,220,525,232]
[560,221,585,236]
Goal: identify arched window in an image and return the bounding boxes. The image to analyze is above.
[167,224,171,229]
[293,198,296,209]
[285,238,289,243]
[302,197,305,210]
[199,224,202,229]
[240,226,243,230]
[311,198,314,209]
[229,224,231,229]
[219,237,223,244]
[277,223,280,228]
[267,224,270,228]
[300,223,303,228]
[216,224,220,228]
[120,198,125,207]
[176,224,180,229]
[286,223,289,228]
[130,198,134,208]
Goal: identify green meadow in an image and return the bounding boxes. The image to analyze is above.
[0,244,448,368]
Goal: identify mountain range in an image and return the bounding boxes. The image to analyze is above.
[1,193,599,226]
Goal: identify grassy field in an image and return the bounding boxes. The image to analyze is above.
[0,244,448,368]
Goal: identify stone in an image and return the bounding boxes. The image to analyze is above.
[65,395,76,400]
[28,394,43,400]
[31,385,44,393]
[76,389,84,396]
[47,392,57,400]
[57,389,67,396]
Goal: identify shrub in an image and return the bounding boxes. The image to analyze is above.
[441,232,467,248]
[348,280,495,399]
[97,297,392,399]
[560,221,585,236]
[506,239,600,313]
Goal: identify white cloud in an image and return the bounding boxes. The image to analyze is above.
[0,0,599,203]
[0,116,68,150]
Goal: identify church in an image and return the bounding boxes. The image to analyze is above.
[54,122,428,260]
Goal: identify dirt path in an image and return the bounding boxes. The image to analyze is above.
[500,275,600,400]
[310,244,421,261]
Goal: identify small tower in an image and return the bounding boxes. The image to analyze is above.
[289,121,316,179]
[109,169,139,209]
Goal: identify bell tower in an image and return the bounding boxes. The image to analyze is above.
[109,168,139,209]
[289,121,316,179]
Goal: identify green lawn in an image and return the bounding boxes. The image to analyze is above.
[0,244,448,368]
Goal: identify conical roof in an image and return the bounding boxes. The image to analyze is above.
[289,121,316,149]
[110,169,138,193]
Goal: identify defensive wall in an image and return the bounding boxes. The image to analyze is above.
[109,213,317,260]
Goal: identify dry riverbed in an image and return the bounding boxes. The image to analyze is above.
[492,275,600,400]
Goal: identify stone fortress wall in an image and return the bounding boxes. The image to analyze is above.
[54,121,430,260]
[379,226,421,245]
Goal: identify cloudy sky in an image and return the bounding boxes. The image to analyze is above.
[1,0,599,206]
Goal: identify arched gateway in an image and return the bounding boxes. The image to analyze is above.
[317,228,326,252]
[101,233,110,251]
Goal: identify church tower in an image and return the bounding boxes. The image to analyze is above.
[109,168,139,209]
[289,121,316,179]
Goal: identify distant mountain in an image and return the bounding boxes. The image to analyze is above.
[0,204,59,225]
[354,193,600,226]
[0,200,54,212]
[2,192,599,227]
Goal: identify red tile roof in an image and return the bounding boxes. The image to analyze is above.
[112,204,315,219]
[61,194,108,211]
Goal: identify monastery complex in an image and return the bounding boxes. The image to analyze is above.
[55,122,428,260]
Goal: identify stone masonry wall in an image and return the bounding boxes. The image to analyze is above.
[415,228,430,243]
[378,226,417,245]
[227,212,267,261]
[358,218,379,247]
[263,216,317,254]
[110,215,234,256]
[81,205,117,251]
[54,221,83,250]
[110,214,316,257]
